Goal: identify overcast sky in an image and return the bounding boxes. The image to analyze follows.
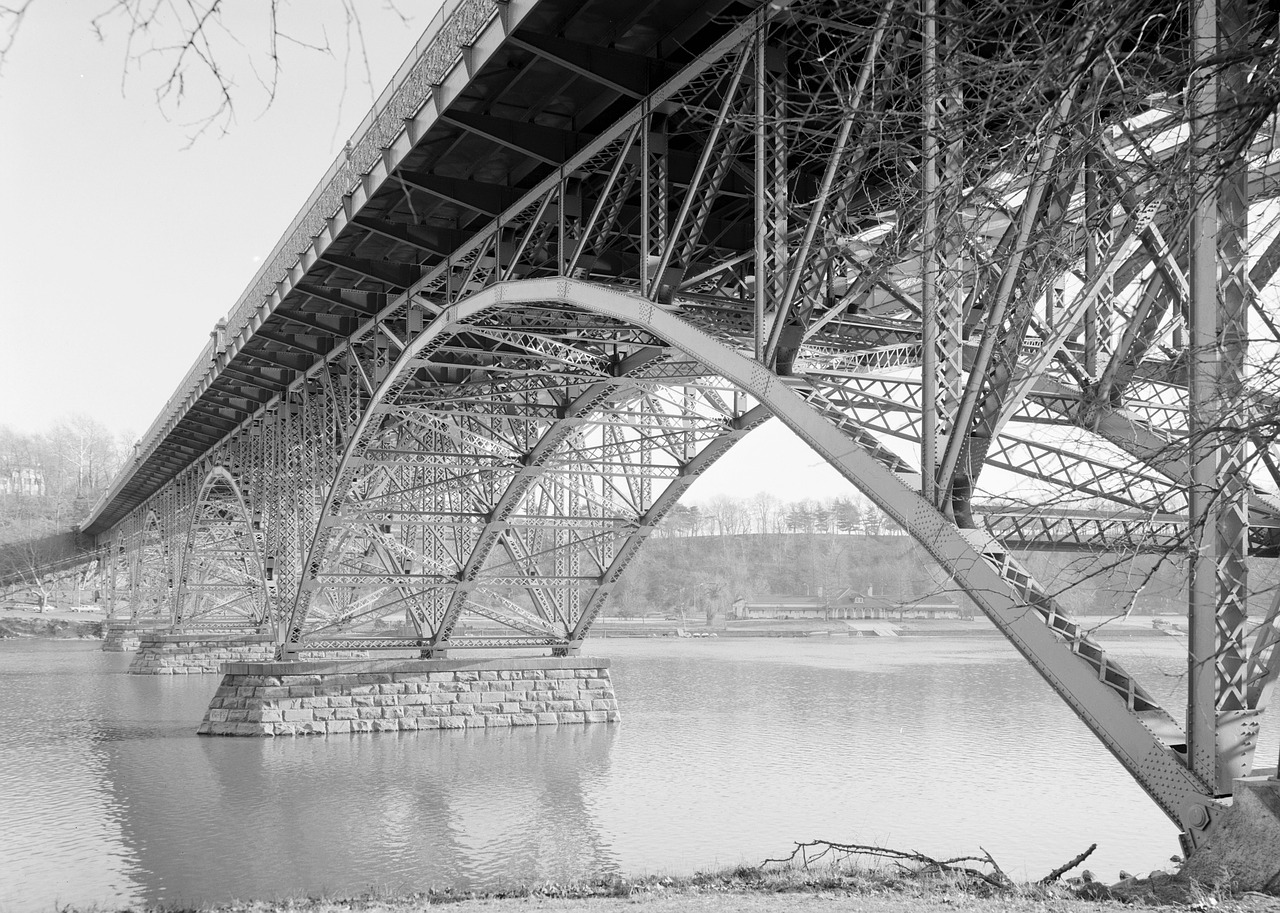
[0,1,853,502]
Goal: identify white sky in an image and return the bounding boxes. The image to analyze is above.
[0,3,853,503]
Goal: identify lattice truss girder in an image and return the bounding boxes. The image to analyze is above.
[280,303,765,654]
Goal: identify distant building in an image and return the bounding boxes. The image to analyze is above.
[0,463,45,497]
[733,586,965,621]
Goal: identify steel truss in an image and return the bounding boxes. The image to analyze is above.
[86,0,1280,846]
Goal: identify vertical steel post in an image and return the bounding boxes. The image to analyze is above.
[753,32,768,362]
[1188,0,1257,795]
[921,0,940,504]
[1215,0,1257,787]
[1187,0,1221,789]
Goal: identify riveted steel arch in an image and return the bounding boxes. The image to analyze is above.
[174,465,270,632]
[327,276,1214,833]
[135,509,172,624]
[287,297,763,652]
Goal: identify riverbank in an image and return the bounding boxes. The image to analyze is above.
[0,614,102,639]
[592,614,1180,640]
[56,865,1280,912]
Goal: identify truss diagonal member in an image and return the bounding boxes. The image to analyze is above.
[649,46,754,293]
[993,194,1165,440]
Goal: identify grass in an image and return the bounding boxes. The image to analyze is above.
[49,859,1280,913]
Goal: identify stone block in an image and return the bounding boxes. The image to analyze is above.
[536,712,559,725]
[282,709,313,723]
[558,712,585,724]
[327,720,353,734]
[438,717,466,730]
[584,710,607,723]
[510,713,538,726]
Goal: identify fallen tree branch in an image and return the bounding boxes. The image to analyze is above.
[1038,843,1098,884]
[761,839,1012,891]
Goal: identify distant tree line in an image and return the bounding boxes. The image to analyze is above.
[0,416,131,544]
[654,492,901,538]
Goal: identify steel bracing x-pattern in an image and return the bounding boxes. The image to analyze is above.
[80,0,1280,844]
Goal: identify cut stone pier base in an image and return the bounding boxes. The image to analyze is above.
[102,620,166,652]
[1183,777,1280,891]
[129,633,275,674]
[198,655,619,736]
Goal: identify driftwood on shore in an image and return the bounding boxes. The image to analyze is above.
[762,838,1097,892]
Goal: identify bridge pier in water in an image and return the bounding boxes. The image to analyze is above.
[101,620,167,652]
[129,633,275,674]
[198,656,617,736]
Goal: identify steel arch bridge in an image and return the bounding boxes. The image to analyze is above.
[78,0,1280,852]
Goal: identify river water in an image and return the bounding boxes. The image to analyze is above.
[2,630,1271,911]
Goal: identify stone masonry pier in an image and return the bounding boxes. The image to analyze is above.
[102,620,167,652]
[129,633,275,674]
[198,656,618,736]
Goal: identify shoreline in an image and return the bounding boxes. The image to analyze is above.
[48,862,1280,913]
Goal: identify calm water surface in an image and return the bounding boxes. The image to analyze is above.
[3,632,1271,911]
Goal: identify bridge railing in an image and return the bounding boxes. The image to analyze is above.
[82,0,499,535]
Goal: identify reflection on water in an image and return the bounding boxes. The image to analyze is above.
[1,633,1268,911]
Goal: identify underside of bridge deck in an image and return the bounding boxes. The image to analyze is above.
[76,0,1280,879]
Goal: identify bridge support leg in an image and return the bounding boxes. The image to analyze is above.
[198,656,618,736]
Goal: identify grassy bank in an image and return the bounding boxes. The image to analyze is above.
[55,860,1280,913]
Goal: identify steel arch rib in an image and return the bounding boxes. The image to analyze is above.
[175,466,269,631]
[413,280,1219,823]
[137,509,171,625]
